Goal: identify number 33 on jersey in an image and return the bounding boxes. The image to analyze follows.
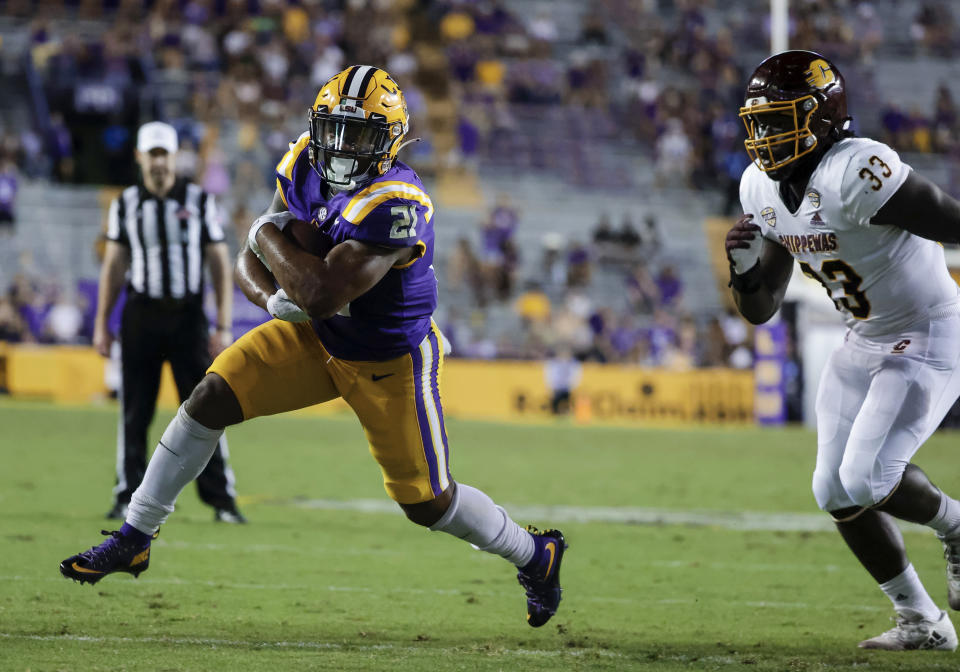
[739,137,960,336]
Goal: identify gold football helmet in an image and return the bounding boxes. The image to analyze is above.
[308,65,410,189]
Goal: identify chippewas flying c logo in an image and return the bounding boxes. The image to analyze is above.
[805,59,836,89]
[892,339,911,354]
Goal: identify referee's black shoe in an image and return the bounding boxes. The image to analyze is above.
[214,504,248,524]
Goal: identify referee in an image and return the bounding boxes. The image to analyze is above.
[93,121,245,523]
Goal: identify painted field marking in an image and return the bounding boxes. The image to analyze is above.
[263,497,930,534]
[0,632,624,658]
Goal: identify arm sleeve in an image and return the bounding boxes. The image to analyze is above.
[839,140,911,227]
[105,196,128,244]
[200,192,226,244]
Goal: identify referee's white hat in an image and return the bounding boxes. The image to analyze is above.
[136,121,178,154]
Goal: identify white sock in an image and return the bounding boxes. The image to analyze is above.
[926,492,960,537]
[429,483,535,567]
[126,404,223,535]
[879,564,941,620]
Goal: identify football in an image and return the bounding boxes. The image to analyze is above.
[283,218,335,258]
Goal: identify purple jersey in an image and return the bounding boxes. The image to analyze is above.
[276,133,437,361]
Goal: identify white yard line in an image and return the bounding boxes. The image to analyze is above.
[275,497,930,534]
[0,632,623,658]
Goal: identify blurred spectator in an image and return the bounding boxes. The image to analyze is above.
[655,119,693,188]
[912,2,955,57]
[544,346,582,415]
[618,215,641,250]
[0,160,18,234]
[48,113,74,182]
[592,212,615,244]
[514,281,551,327]
[700,317,730,367]
[655,265,683,308]
[446,236,485,305]
[853,3,884,64]
[540,233,567,291]
[478,196,520,301]
[933,84,958,152]
[0,293,27,342]
[43,289,85,344]
[640,214,661,255]
[566,243,591,288]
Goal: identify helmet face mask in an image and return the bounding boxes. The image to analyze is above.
[740,95,819,173]
[308,65,410,190]
[738,51,849,179]
[310,112,391,188]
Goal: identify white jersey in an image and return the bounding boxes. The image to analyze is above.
[740,137,960,337]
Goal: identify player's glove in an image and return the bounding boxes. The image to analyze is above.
[248,211,297,270]
[266,288,310,322]
[725,214,763,275]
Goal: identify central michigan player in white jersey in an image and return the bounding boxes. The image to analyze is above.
[727,50,960,651]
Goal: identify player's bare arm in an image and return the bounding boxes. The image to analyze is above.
[871,171,960,242]
[235,189,287,310]
[255,224,411,319]
[93,240,130,357]
[726,214,794,324]
[205,241,233,356]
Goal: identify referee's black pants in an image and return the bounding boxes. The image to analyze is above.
[113,295,236,509]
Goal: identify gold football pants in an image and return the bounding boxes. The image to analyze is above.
[208,319,451,504]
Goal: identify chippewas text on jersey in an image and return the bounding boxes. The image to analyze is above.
[777,232,838,255]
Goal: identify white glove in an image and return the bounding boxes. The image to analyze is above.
[726,216,764,275]
[248,211,298,270]
[266,288,311,322]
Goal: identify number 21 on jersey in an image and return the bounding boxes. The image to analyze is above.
[798,259,871,319]
[390,204,418,239]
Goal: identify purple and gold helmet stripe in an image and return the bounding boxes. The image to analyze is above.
[411,330,448,496]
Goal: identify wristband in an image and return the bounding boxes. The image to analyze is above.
[728,261,763,294]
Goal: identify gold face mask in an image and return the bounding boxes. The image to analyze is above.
[739,94,819,173]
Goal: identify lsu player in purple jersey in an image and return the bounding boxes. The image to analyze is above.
[59,65,566,628]
[728,51,960,650]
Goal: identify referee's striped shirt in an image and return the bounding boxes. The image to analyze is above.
[106,179,225,299]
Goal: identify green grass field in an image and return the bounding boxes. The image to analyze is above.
[3,398,960,671]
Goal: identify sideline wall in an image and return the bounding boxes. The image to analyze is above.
[2,345,753,425]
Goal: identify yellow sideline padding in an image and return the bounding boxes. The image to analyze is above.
[3,345,754,425]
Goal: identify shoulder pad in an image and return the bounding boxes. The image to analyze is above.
[276,131,311,181]
[341,180,434,226]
